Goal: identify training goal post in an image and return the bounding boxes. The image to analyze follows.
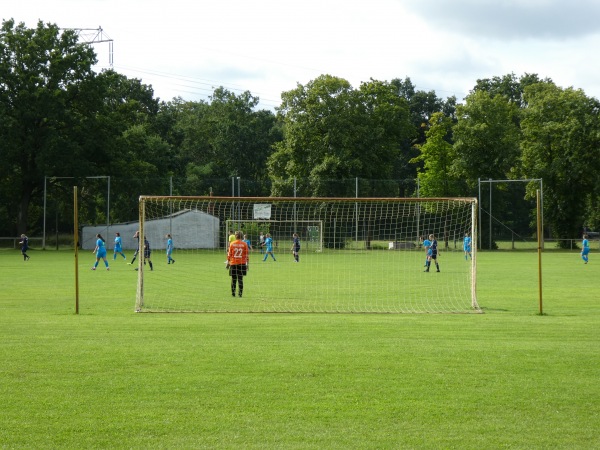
[135,196,479,313]
[225,219,324,253]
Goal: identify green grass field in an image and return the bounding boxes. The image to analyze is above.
[1,248,599,449]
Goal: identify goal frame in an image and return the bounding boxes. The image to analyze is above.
[135,196,478,313]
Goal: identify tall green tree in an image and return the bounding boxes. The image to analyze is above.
[411,112,462,197]
[207,87,279,195]
[166,88,280,197]
[32,68,166,228]
[269,75,413,197]
[391,77,456,190]
[452,89,524,246]
[94,70,170,223]
[453,90,521,183]
[521,83,600,243]
[159,98,214,194]
[0,19,97,235]
[472,72,550,109]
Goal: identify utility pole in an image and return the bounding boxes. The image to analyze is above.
[62,26,114,66]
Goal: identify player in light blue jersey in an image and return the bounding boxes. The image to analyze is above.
[420,236,431,268]
[262,233,276,261]
[581,234,590,264]
[92,234,109,271]
[113,232,126,261]
[166,233,175,264]
[463,233,472,260]
[243,234,253,252]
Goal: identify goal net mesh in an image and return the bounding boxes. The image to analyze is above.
[135,196,479,313]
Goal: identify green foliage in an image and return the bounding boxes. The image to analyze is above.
[453,90,521,184]
[164,89,279,197]
[521,83,600,242]
[0,19,97,234]
[270,75,414,197]
[411,112,464,197]
[0,21,171,234]
[471,72,550,108]
[392,77,457,179]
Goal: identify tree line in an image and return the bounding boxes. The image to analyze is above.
[1,19,599,246]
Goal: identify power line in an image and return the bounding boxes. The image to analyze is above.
[114,65,281,108]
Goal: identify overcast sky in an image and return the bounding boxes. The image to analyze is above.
[4,0,600,110]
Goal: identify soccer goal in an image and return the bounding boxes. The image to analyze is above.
[135,196,479,313]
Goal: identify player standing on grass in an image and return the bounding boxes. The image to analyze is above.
[262,233,276,261]
[581,234,590,264]
[143,237,154,271]
[227,231,249,297]
[129,230,140,265]
[243,234,253,251]
[259,232,265,254]
[92,234,109,271]
[424,234,440,272]
[463,232,472,260]
[166,233,175,264]
[19,234,30,261]
[113,232,126,261]
[420,235,431,268]
[291,233,300,262]
[135,236,154,271]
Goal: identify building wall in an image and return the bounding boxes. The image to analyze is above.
[82,210,220,250]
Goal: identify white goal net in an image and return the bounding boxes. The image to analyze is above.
[225,220,324,253]
[135,196,479,313]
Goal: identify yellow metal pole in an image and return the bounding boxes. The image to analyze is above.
[135,197,145,312]
[74,186,79,315]
[537,189,543,315]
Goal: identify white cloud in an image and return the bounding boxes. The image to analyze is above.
[403,0,600,40]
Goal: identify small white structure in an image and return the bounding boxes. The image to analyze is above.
[389,241,416,250]
[82,209,220,250]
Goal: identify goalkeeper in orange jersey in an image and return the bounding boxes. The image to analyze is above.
[227,231,249,298]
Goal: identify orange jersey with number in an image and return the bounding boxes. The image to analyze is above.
[228,240,249,265]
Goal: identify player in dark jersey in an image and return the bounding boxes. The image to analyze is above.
[143,237,154,271]
[19,234,30,261]
[291,233,300,263]
[128,230,140,265]
[424,234,440,273]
